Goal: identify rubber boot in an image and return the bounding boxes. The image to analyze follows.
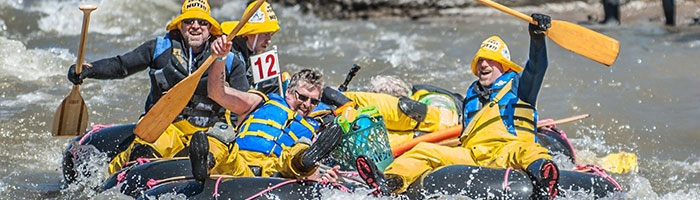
[526,158,560,200]
[662,0,675,26]
[129,144,161,161]
[189,131,211,183]
[299,123,344,171]
[355,155,403,196]
[600,0,621,25]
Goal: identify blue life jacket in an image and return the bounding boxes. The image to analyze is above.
[463,72,537,137]
[236,93,319,156]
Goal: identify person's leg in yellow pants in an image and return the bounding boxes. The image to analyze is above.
[108,120,206,174]
[384,142,477,193]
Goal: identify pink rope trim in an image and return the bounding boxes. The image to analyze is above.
[212,176,224,198]
[575,164,623,191]
[242,177,354,200]
[116,170,128,185]
[503,167,513,191]
[320,178,352,193]
[78,124,114,145]
[136,157,151,165]
[556,128,577,162]
[245,179,300,200]
[337,170,358,176]
[146,178,158,188]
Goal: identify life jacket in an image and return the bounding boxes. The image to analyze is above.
[235,92,319,157]
[146,33,235,127]
[462,72,537,139]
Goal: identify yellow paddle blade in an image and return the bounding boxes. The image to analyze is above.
[52,86,89,136]
[598,151,638,174]
[475,0,620,67]
[547,20,620,66]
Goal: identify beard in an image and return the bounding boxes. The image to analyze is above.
[185,35,207,48]
[181,27,210,49]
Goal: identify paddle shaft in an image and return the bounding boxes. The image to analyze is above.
[76,5,96,74]
[476,0,535,24]
[475,0,619,66]
[436,114,591,147]
[338,64,361,92]
[134,0,265,143]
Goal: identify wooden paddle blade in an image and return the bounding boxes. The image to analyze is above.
[547,20,620,66]
[133,57,214,143]
[52,86,89,136]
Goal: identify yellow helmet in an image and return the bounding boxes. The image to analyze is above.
[166,0,223,36]
[221,1,280,36]
[470,36,522,77]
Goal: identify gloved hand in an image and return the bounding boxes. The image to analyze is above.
[67,64,93,85]
[529,13,551,39]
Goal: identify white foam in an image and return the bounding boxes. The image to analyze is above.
[0,36,73,80]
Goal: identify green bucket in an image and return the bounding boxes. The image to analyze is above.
[330,115,394,172]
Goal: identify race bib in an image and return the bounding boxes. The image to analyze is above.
[250,49,280,84]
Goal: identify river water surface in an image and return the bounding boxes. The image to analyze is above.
[1,0,699,199]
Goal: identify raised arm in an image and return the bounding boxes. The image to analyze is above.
[517,13,551,106]
[208,35,262,123]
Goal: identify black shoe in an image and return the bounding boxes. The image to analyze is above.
[526,159,560,200]
[355,155,402,196]
[189,131,210,183]
[300,123,344,170]
[129,144,161,161]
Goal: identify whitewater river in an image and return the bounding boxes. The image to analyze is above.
[1,0,699,199]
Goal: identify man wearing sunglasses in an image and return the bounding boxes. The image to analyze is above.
[64,0,250,175]
[185,33,344,183]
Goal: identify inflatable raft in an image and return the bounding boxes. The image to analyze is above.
[62,121,622,199]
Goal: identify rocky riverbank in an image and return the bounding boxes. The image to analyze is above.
[267,0,699,26]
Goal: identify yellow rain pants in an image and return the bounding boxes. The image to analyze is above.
[383,83,550,193]
[208,139,316,178]
[108,120,209,174]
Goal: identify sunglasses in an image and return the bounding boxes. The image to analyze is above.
[294,91,320,105]
[182,19,210,26]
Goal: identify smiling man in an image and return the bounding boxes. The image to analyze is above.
[355,13,562,200]
[63,0,251,176]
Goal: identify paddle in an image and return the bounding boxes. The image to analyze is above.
[475,0,620,66]
[391,114,591,157]
[337,64,361,92]
[133,0,265,143]
[435,114,591,147]
[52,5,97,137]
